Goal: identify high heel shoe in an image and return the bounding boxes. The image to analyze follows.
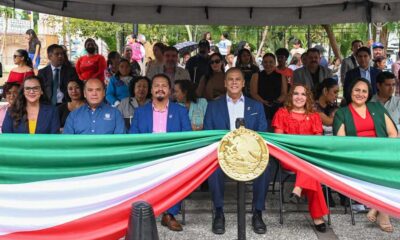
[314,222,327,233]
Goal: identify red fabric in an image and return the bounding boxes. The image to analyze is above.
[76,54,107,81]
[349,104,377,137]
[272,108,323,135]
[276,67,293,84]
[272,107,328,219]
[7,70,34,84]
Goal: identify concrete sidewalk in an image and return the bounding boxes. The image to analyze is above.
[156,183,399,240]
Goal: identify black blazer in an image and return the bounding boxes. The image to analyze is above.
[38,64,79,103]
[343,67,380,96]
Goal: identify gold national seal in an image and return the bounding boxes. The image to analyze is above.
[218,126,269,182]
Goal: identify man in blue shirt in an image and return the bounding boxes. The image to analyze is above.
[204,68,273,235]
[63,78,125,134]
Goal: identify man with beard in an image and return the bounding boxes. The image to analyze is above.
[186,39,210,85]
[129,73,191,232]
[76,38,107,82]
[146,46,190,91]
[293,48,332,94]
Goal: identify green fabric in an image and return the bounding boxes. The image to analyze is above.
[0,131,399,190]
[333,102,391,137]
[260,132,400,190]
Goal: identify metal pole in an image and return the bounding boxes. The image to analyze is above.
[237,181,246,240]
[133,23,138,35]
[307,25,311,49]
[368,23,373,53]
[235,118,246,240]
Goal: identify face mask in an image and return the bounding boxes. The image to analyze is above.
[86,47,96,54]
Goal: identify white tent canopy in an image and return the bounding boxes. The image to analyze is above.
[2,1,400,25]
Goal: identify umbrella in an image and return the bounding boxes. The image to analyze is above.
[174,41,198,54]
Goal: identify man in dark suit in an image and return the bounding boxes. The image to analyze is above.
[204,67,273,235]
[129,73,191,232]
[38,44,79,105]
[344,46,381,97]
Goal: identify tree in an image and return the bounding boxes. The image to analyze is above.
[322,24,341,59]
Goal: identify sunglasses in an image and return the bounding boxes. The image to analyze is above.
[210,59,222,65]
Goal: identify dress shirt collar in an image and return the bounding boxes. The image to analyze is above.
[152,101,169,112]
[51,64,62,71]
[226,94,244,104]
[85,101,105,111]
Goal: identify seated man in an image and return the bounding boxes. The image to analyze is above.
[129,73,191,231]
[63,78,125,134]
[204,67,273,235]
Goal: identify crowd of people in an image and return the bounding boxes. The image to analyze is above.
[0,31,399,235]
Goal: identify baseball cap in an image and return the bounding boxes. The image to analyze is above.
[372,42,384,49]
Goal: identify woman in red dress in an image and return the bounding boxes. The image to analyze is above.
[334,78,397,232]
[7,49,34,84]
[76,38,107,82]
[272,84,329,232]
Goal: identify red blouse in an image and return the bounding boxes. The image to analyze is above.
[7,70,34,84]
[76,54,107,81]
[272,107,323,135]
[348,104,377,137]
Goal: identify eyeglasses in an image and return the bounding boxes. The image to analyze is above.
[24,86,41,93]
[13,55,22,59]
[210,59,222,65]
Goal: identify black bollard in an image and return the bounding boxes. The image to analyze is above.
[126,201,159,240]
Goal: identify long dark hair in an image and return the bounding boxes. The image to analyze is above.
[115,58,132,79]
[65,79,84,102]
[315,78,338,100]
[344,77,373,105]
[16,49,33,69]
[204,52,224,84]
[175,80,198,104]
[107,51,121,66]
[10,76,50,128]
[236,48,255,67]
[26,29,39,44]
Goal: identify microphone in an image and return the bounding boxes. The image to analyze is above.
[235,118,245,129]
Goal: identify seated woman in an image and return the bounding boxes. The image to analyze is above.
[314,78,339,135]
[174,80,207,131]
[106,58,132,107]
[236,48,259,96]
[0,82,20,133]
[57,79,85,131]
[117,76,151,129]
[272,84,329,232]
[333,77,397,232]
[7,49,34,84]
[2,76,60,134]
[196,53,226,101]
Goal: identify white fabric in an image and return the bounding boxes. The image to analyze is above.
[226,94,245,130]
[3,1,400,25]
[0,143,218,236]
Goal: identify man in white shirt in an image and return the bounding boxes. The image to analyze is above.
[217,32,232,58]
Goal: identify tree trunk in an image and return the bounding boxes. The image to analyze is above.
[256,26,268,59]
[321,24,341,60]
[185,25,192,41]
[379,24,389,48]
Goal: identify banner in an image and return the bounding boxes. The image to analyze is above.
[0,131,399,239]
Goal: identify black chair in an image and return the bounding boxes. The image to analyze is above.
[278,162,331,225]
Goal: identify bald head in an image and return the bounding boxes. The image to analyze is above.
[84,78,105,109]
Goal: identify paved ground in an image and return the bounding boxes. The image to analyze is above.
[155,182,399,240]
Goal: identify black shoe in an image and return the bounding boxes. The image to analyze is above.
[314,222,327,233]
[212,212,225,234]
[252,211,266,234]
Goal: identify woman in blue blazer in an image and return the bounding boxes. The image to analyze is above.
[2,76,60,134]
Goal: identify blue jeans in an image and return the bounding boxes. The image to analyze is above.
[28,53,40,69]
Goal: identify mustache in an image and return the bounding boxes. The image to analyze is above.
[156,90,165,94]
